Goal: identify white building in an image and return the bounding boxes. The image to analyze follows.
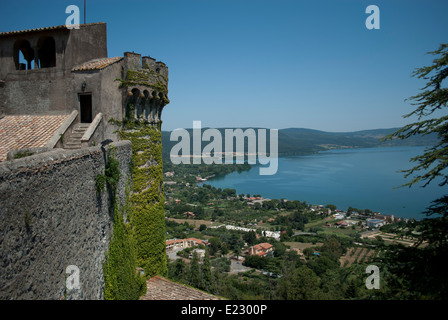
[366,218,386,229]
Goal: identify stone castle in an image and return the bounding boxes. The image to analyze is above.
[0,22,168,157]
[0,22,169,299]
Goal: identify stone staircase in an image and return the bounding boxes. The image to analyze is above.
[64,123,90,149]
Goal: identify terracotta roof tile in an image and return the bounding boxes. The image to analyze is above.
[72,57,123,71]
[0,114,70,162]
[141,276,223,300]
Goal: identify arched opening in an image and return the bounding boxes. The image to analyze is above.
[131,88,140,103]
[38,37,56,68]
[14,40,34,70]
[125,88,140,120]
[142,90,150,119]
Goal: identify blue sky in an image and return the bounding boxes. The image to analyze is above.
[1,0,447,132]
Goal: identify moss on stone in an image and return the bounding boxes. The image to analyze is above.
[117,70,168,94]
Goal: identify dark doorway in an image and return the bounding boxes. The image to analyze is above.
[38,37,56,68]
[79,94,92,123]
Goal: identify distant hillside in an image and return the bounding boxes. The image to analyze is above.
[161,127,437,159]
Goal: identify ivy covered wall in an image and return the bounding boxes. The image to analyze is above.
[117,122,167,278]
[100,147,147,300]
[103,52,169,298]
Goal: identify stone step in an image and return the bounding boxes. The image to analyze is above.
[63,122,90,149]
[76,123,90,128]
[71,126,89,133]
[73,127,87,131]
[64,143,82,149]
[70,132,84,138]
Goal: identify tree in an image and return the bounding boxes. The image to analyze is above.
[276,266,322,300]
[308,256,339,277]
[384,44,448,233]
[303,247,314,258]
[170,258,187,281]
[320,236,344,261]
[385,44,448,193]
[243,230,257,246]
[200,248,215,293]
[208,237,221,255]
[187,251,201,288]
[382,43,448,299]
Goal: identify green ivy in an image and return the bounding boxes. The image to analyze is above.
[115,69,170,104]
[103,189,147,300]
[117,70,168,92]
[95,147,121,195]
[101,148,146,300]
[117,120,167,278]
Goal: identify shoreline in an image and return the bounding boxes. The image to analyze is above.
[200,145,437,221]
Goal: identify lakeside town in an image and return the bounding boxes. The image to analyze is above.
[161,161,422,299]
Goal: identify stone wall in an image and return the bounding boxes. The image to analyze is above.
[0,140,132,300]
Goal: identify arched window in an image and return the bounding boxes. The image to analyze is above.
[38,36,56,68]
[14,39,34,70]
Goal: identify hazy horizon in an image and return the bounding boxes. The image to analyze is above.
[162,125,401,133]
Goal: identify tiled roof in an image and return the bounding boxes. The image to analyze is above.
[0,22,105,37]
[253,243,273,251]
[141,276,223,300]
[259,243,273,249]
[72,57,123,71]
[0,114,70,162]
[166,238,207,246]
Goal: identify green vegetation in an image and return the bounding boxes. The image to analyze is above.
[117,120,167,278]
[380,43,448,299]
[116,69,169,104]
[162,123,448,299]
[103,185,146,300]
[13,151,34,159]
[95,148,121,195]
[166,222,387,300]
[101,147,146,300]
[101,116,169,299]
[163,157,400,299]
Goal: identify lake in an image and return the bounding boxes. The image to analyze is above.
[202,146,445,220]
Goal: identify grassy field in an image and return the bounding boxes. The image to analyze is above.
[361,230,420,246]
[166,217,216,228]
[284,241,323,251]
[339,246,378,267]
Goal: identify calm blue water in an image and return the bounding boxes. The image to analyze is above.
[203,146,446,220]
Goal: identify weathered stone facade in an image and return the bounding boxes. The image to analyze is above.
[0,141,132,299]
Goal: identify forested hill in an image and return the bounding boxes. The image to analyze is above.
[161,127,437,159]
